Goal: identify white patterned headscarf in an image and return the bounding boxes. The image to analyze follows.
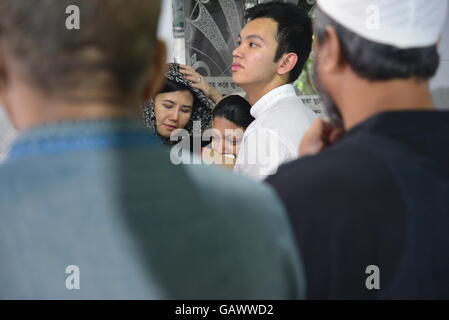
[142,63,213,145]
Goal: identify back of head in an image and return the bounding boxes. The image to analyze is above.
[213,95,254,129]
[245,2,312,83]
[0,0,162,105]
[315,0,447,81]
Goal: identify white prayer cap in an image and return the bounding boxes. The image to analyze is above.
[317,0,448,48]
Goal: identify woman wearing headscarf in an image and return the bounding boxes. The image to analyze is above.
[142,63,214,154]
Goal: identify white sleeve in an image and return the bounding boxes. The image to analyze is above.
[233,128,296,182]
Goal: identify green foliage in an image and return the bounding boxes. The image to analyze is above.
[294,44,317,95]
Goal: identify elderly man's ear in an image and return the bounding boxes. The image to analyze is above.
[317,26,346,75]
[143,39,167,101]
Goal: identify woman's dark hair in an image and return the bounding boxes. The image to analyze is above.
[212,95,254,128]
[314,7,440,81]
[158,79,199,108]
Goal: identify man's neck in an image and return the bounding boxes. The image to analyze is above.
[338,78,434,130]
[241,78,288,106]
[3,77,141,131]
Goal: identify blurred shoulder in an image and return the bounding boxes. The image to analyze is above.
[184,164,287,219]
[266,140,392,197]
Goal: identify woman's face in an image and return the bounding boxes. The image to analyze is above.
[212,116,246,157]
[154,90,194,138]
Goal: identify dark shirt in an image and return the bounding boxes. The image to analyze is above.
[266,111,449,299]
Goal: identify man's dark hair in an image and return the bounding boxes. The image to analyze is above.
[213,95,254,128]
[314,7,440,81]
[0,0,162,105]
[245,2,313,83]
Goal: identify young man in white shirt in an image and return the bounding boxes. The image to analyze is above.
[232,2,316,181]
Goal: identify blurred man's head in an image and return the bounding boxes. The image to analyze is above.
[231,2,312,101]
[0,0,165,129]
[313,0,447,127]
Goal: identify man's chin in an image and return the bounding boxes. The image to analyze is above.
[312,65,343,126]
[317,88,343,127]
[231,74,245,86]
[324,102,343,127]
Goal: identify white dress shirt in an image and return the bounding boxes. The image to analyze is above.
[233,84,316,181]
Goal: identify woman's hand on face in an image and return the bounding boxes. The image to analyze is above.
[178,64,223,104]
